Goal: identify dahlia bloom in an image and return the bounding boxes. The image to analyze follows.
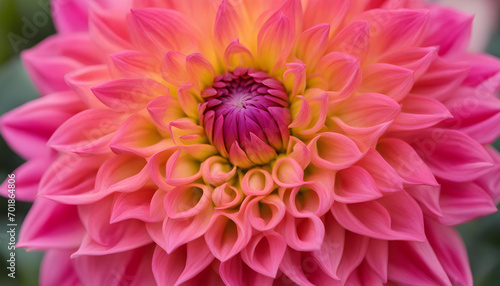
[2,0,500,285]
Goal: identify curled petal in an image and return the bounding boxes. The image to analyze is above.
[164,184,212,219]
[212,183,244,210]
[152,238,214,286]
[277,212,325,252]
[241,168,274,196]
[308,132,365,171]
[163,205,214,253]
[272,157,304,188]
[241,232,287,278]
[283,62,306,99]
[286,136,311,169]
[281,181,332,216]
[244,194,286,231]
[201,156,236,186]
[214,0,243,49]
[205,211,252,261]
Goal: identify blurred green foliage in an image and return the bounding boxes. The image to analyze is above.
[0,1,499,285]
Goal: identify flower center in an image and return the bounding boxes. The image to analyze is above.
[202,68,290,168]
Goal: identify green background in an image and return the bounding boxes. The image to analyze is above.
[0,0,499,285]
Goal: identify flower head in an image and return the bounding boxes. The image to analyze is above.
[1,0,500,285]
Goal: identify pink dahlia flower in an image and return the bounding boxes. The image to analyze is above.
[2,0,500,285]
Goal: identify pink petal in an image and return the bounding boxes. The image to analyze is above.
[303,0,351,32]
[214,0,242,49]
[0,91,85,159]
[438,180,497,226]
[334,166,382,203]
[163,204,214,253]
[88,4,133,54]
[40,250,80,286]
[389,94,452,131]
[152,238,214,286]
[328,21,370,62]
[379,47,438,80]
[244,195,286,231]
[422,6,473,57]
[92,78,168,112]
[52,0,89,33]
[277,212,325,252]
[377,138,438,186]
[110,186,158,223]
[359,63,414,102]
[355,9,429,57]
[257,12,294,72]
[128,8,199,55]
[65,65,111,108]
[354,148,404,193]
[336,231,370,283]
[204,211,252,261]
[147,95,185,132]
[365,239,388,283]
[272,157,304,188]
[212,183,244,210]
[38,154,105,204]
[0,151,54,201]
[408,129,494,182]
[76,197,152,255]
[311,212,345,279]
[109,115,170,157]
[308,132,365,171]
[412,57,469,101]
[425,218,473,285]
[296,24,330,70]
[388,241,452,286]
[108,50,160,79]
[332,191,425,241]
[21,34,103,95]
[219,254,274,286]
[241,232,287,278]
[74,244,155,286]
[18,197,84,249]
